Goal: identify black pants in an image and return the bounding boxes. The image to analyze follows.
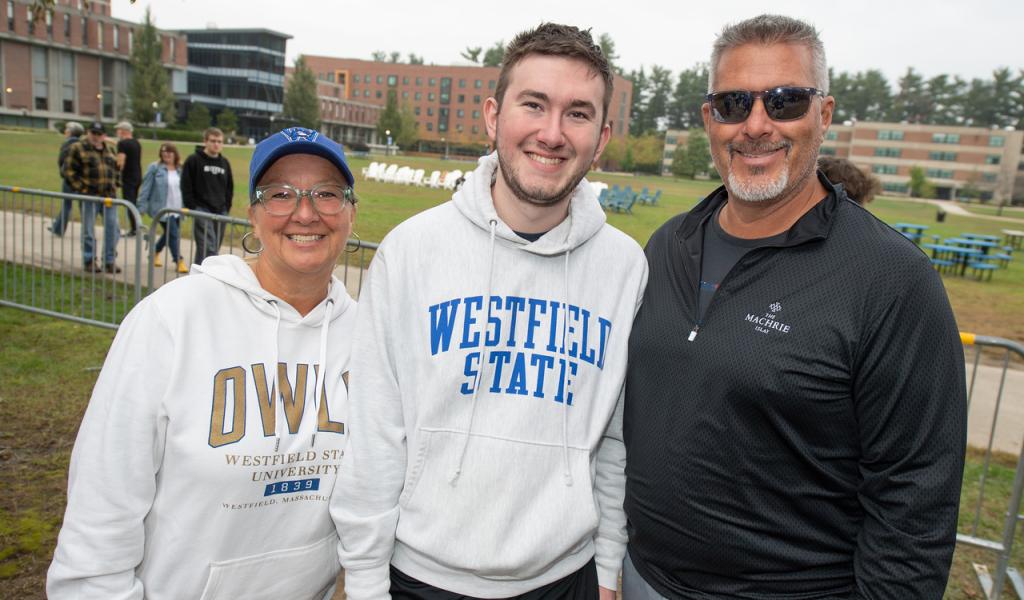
[389,558,597,600]
[122,180,140,232]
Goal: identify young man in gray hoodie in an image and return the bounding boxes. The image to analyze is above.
[333,23,646,600]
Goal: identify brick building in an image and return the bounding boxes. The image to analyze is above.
[301,55,633,147]
[0,0,186,128]
[283,66,381,148]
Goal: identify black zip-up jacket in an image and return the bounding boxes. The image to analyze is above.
[624,174,966,599]
[180,146,233,214]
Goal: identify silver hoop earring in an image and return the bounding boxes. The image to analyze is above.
[345,230,360,254]
[241,231,264,254]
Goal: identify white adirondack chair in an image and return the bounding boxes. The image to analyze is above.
[425,170,442,188]
[395,166,414,185]
[381,164,399,183]
[410,168,426,186]
[442,169,464,190]
[361,162,379,179]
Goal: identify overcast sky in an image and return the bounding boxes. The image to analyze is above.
[114,0,1022,85]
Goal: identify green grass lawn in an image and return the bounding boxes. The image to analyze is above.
[3,129,1024,342]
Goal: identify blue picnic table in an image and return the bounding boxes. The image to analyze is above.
[892,222,928,244]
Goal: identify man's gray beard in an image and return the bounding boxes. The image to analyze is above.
[727,166,789,203]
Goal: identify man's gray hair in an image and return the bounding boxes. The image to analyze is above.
[65,121,84,136]
[708,14,828,94]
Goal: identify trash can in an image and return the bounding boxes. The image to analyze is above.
[936,208,947,223]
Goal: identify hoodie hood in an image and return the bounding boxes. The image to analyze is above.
[452,152,607,256]
[193,254,352,325]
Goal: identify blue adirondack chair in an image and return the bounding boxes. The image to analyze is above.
[597,188,610,209]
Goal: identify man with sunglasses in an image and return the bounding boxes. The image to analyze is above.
[623,14,966,600]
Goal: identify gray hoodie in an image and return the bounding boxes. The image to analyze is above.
[332,153,648,598]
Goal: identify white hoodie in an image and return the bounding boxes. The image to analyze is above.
[48,255,356,600]
[332,153,648,598]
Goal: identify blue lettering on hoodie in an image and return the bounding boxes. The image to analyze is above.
[426,295,612,405]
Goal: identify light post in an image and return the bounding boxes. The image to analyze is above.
[385,129,392,156]
[441,136,449,161]
[151,101,160,139]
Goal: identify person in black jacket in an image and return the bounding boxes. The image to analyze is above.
[623,14,966,600]
[181,127,233,265]
[49,121,84,236]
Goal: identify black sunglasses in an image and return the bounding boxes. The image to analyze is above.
[706,87,825,124]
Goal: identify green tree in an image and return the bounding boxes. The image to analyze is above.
[216,108,238,135]
[127,7,174,124]
[667,64,707,130]
[389,51,401,63]
[460,46,482,64]
[482,41,504,68]
[407,53,424,65]
[628,67,648,136]
[395,103,418,149]
[371,50,387,62]
[186,103,211,131]
[672,129,711,178]
[908,166,936,198]
[926,74,967,125]
[890,67,931,123]
[597,33,620,74]
[283,55,321,129]
[377,90,402,142]
[630,134,663,174]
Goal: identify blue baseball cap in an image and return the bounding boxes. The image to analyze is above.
[249,127,355,200]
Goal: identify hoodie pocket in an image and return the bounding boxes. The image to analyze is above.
[198,533,338,600]
[396,428,599,578]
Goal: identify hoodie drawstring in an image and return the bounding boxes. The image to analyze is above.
[561,249,574,486]
[449,219,498,485]
[269,300,283,453]
[309,298,335,448]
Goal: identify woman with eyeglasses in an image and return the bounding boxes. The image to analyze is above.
[49,128,359,600]
[138,142,188,273]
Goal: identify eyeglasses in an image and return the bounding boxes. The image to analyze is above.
[706,87,825,124]
[252,183,355,216]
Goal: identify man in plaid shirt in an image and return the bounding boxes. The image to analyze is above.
[64,121,122,273]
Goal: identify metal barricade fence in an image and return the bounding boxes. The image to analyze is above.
[1,186,377,328]
[957,332,1024,600]
[1,185,143,329]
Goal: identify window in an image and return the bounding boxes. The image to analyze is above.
[402,76,408,85]
[429,77,436,86]
[873,147,901,157]
[415,91,421,100]
[375,90,382,99]
[928,151,956,161]
[472,125,478,134]
[985,155,1001,165]
[426,122,433,131]
[63,13,70,39]
[989,136,1005,147]
[472,109,479,119]
[932,133,960,144]
[96,21,102,49]
[169,36,175,61]
[7,1,13,31]
[456,109,464,118]
[363,89,370,97]
[883,182,908,193]
[474,79,482,89]
[983,173,998,183]
[112,25,118,50]
[926,168,954,179]
[459,78,466,88]
[416,77,422,86]
[402,91,409,99]
[440,77,451,104]
[350,86,358,96]
[473,95,480,104]
[387,75,397,86]
[666,136,677,145]
[32,46,48,110]
[128,29,133,53]
[428,92,435,101]
[414,107,420,116]
[353,74,360,83]
[45,9,52,37]
[27,8,34,34]
[60,51,74,112]
[819,147,836,156]
[81,16,87,44]
[376,75,383,84]
[427,107,433,116]
[488,80,496,89]
[871,164,898,175]
[457,94,465,103]
[438,107,449,132]
[877,130,905,141]
[825,130,838,140]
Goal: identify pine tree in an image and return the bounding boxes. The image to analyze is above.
[283,56,321,129]
[128,7,174,124]
[186,103,211,131]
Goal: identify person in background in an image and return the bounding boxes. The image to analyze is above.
[138,142,188,274]
[115,122,143,237]
[624,14,965,600]
[49,121,84,236]
[181,127,233,265]
[48,127,359,599]
[817,155,881,204]
[63,121,121,274]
